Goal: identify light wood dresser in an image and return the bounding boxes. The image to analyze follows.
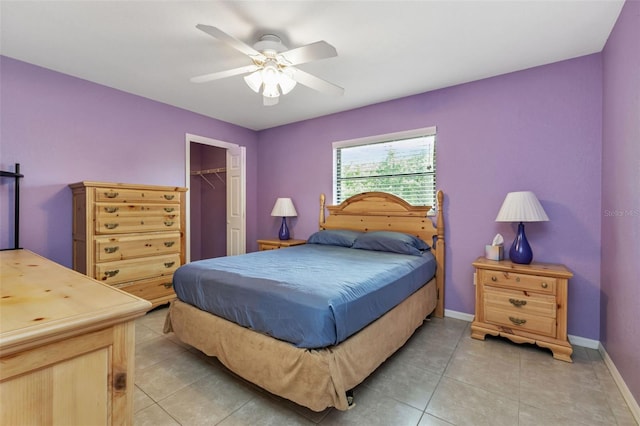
[257,238,306,251]
[470,257,574,362]
[70,181,187,308]
[0,249,151,425]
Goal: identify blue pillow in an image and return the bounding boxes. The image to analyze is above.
[307,229,363,247]
[352,231,430,256]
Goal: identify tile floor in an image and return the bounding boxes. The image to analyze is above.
[134,306,637,426]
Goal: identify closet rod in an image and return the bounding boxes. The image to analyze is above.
[191,167,226,175]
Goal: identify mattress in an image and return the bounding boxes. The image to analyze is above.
[173,244,436,348]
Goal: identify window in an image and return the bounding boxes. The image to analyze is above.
[333,126,436,207]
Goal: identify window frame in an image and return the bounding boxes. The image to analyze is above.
[332,126,437,207]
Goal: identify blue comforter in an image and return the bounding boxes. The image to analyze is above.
[173,244,436,348]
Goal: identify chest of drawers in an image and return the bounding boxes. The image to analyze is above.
[70,181,187,308]
[470,257,573,362]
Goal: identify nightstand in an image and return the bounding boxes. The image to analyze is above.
[470,257,574,362]
[257,238,306,251]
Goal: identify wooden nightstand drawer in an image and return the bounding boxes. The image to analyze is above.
[485,307,557,338]
[484,286,556,318]
[479,270,556,294]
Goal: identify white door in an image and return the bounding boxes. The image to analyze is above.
[226,145,246,255]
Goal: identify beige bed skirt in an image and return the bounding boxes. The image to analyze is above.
[164,278,437,412]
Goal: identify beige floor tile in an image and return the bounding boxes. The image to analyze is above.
[136,349,217,402]
[426,377,519,426]
[417,413,455,426]
[216,393,314,426]
[134,385,155,413]
[135,334,188,372]
[134,404,180,426]
[158,372,257,425]
[321,385,424,426]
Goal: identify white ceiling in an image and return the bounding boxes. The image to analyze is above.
[0,1,624,131]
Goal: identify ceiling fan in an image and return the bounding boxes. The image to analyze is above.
[191,24,344,106]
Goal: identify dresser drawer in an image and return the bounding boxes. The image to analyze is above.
[95,254,180,285]
[115,275,176,302]
[484,286,556,318]
[95,232,181,262]
[479,270,556,294]
[96,203,179,217]
[95,216,181,234]
[95,188,181,203]
[485,307,557,338]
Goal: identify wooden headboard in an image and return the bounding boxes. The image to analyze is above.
[319,191,445,317]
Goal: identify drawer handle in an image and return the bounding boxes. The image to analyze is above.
[104,207,119,213]
[541,282,548,289]
[164,207,175,213]
[509,316,527,326]
[166,214,176,219]
[104,269,119,278]
[104,191,119,199]
[509,298,527,307]
[104,223,119,230]
[164,261,175,268]
[515,277,520,282]
[164,221,174,227]
[104,246,119,254]
[164,195,175,200]
[164,241,175,247]
[163,282,173,289]
[491,276,497,282]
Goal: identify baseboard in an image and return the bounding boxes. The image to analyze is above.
[568,334,599,349]
[599,344,640,424]
[444,309,474,322]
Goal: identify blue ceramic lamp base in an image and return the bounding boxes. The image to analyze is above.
[509,222,533,264]
[278,217,290,240]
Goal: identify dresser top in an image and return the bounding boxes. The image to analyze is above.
[69,181,187,192]
[0,249,151,356]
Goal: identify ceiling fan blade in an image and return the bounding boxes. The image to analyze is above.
[190,64,260,83]
[280,41,338,66]
[290,68,344,96]
[196,24,264,59]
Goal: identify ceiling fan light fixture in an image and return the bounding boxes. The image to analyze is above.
[262,82,280,98]
[278,69,297,95]
[243,70,262,93]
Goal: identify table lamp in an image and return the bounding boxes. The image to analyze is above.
[495,191,549,264]
[271,198,297,240]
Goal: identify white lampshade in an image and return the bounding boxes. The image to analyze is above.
[278,69,297,95]
[495,191,549,222]
[271,198,297,217]
[243,71,262,93]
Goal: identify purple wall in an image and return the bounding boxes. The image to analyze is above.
[602,0,640,403]
[257,54,603,340]
[0,56,259,265]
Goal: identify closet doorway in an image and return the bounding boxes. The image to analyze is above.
[185,134,246,262]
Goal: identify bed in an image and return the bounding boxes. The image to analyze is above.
[164,191,445,411]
